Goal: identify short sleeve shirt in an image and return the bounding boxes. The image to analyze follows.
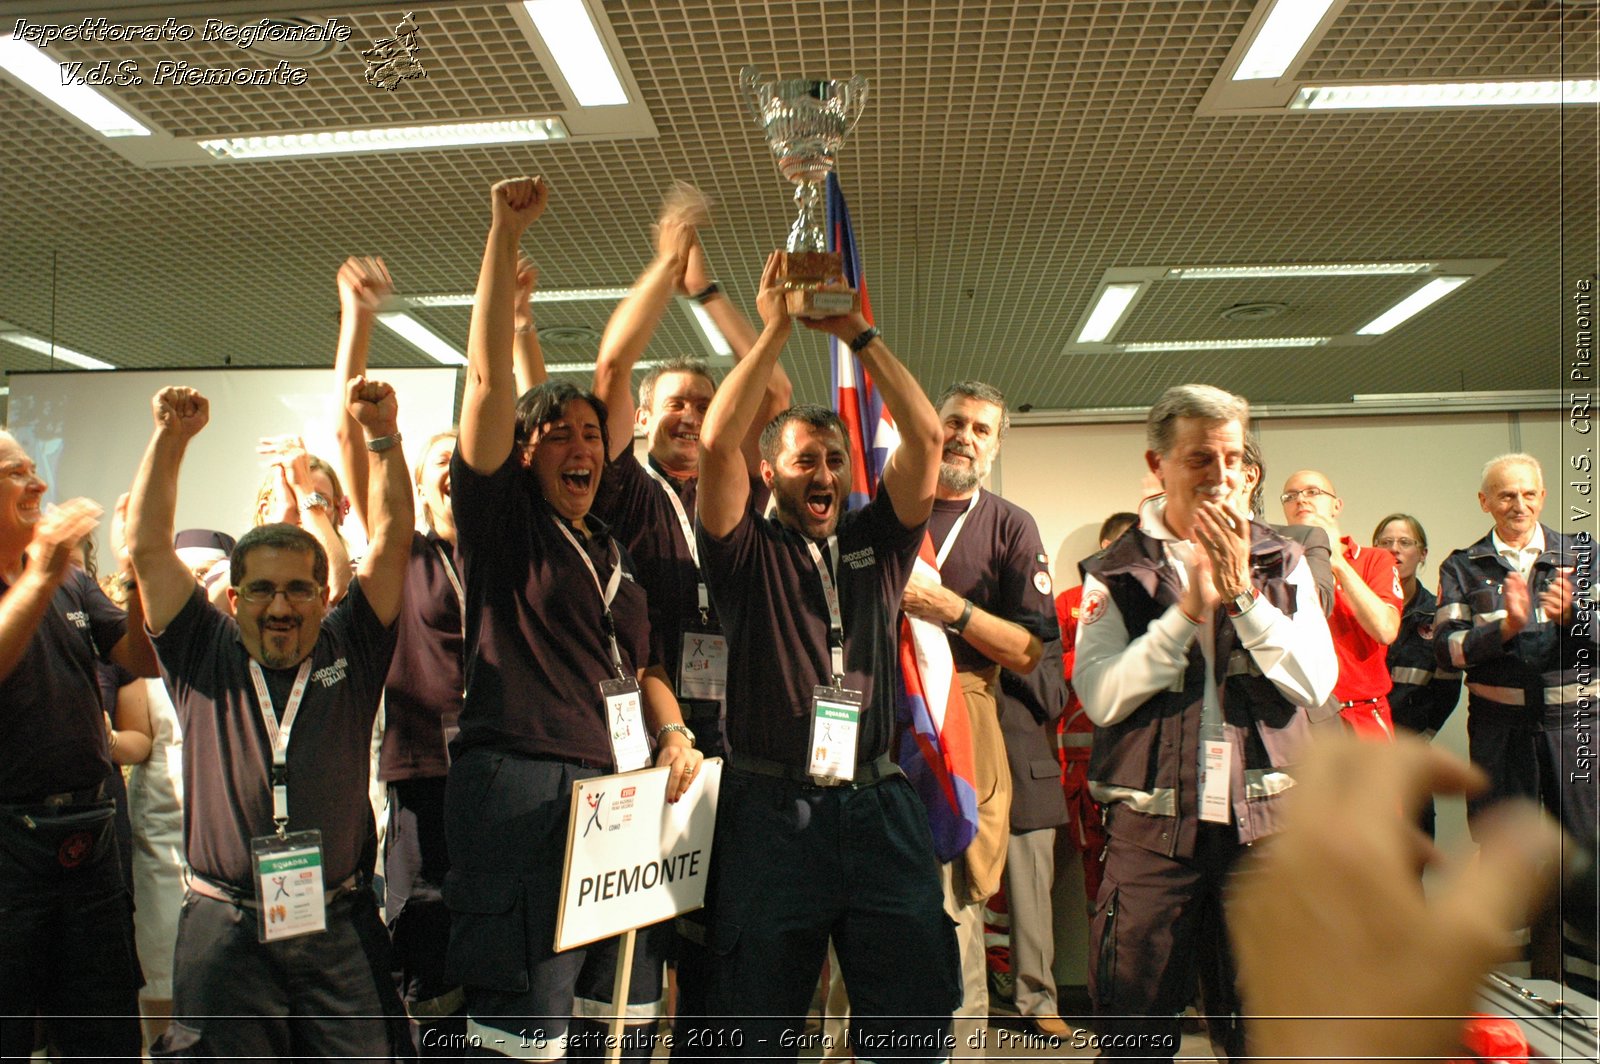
[377,530,465,781]
[0,567,127,801]
[153,580,395,889]
[695,483,924,766]
[1331,537,1404,702]
[594,450,771,695]
[450,449,652,768]
[928,492,1059,671]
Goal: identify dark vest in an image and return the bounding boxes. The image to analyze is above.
[1083,521,1317,857]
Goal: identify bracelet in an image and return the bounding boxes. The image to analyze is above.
[944,598,975,636]
[119,574,137,593]
[848,326,880,354]
[298,491,331,513]
[515,323,537,335]
[366,433,402,453]
[690,281,721,305]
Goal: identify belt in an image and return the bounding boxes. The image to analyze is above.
[187,870,362,910]
[732,752,901,789]
[34,780,108,809]
[1340,697,1382,708]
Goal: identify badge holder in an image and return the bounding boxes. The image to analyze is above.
[251,829,327,943]
[602,676,652,772]
[808,685,864,784]
[678,627,729,706]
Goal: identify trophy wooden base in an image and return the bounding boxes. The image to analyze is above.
[776,250,860,318]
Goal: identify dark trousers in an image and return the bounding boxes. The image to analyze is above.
[158,888,412,1059]
[1468,708,1599,845]
[387,777,466,1056]
[443,750,662,1062]
[1089,820,1247,1064]
[0,799,142,1060]
[694,769,960,1063]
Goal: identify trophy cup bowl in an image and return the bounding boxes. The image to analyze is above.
[741,67,868,318]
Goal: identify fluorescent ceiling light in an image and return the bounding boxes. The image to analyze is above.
[0,330,116,369]
[0,34,150,136]
[377,313,466,365]
[1165,262,1435,280]
[686,302,732,357]
[1293,80,1600,110]
[406,287,630,308]
[1120,337,1329,353]
[1077,283,1143,343]
[197,118,569,160]
[546,359,665,374]
[1357,276,1470,335]
[524,0,628,106]
[1233,0,1337,81]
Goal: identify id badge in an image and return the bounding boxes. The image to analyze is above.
[808,686,864,782]
[601,677,651,772]
[1199,739,1233,824]
[678,629,728,705]
[251,830,326,942]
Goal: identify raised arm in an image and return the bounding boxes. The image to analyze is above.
[801,314,942,531]
[680,234,793,474]
[347,377,412,625]
[459,176,549,475]
[0,499,100,684]
[128,388,211,632]
[697,252,790,538]
[332,255,394,535]
[593,189,703,460]
[105,492,157,677]
[258,436,352,606]
[512,254,548,397]
[1332,547,1401,644]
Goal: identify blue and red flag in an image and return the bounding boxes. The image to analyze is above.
[826,174,978,861]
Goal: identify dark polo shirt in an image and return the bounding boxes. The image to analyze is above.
[153,580,395,890]
[377,530,464,781]
[696,483,923,766]
[594,450,771,693]
[928,492,1059,670]
[0,567,126,802]
[450,449,652,769]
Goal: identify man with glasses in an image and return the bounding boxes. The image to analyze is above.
[127,381,413,1057]
[1280,470,1403,740]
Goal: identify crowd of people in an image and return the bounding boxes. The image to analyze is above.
[0,176,1593,1062]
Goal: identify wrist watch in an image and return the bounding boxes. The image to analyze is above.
[298,491,331,513]
[944,598,975,636]
[657,722,696,747]
[1223,588,1259,617]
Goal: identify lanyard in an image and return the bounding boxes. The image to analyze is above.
[641,460,711,620]
[932,489,980,570]
[552,517,628,679]
[805,536,845,683]
[432,539,466,643]
[248,658,313,832]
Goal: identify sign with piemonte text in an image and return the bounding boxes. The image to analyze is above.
[554,759,721,952]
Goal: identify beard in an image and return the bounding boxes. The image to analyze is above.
[939,461,980,494]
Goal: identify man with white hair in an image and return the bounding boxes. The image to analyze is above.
[1434,453,1595,840]
[1074,383,1336,1061]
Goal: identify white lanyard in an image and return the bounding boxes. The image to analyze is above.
[431,539,466,643]
[248,658,313,829]
[552,517,628,679]
[932,489,980,571]
[805,536,845,682]
[641,461,711,618]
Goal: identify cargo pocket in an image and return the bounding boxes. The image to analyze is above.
[442,870,528,992]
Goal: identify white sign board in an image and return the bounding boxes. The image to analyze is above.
[554,759,721,953]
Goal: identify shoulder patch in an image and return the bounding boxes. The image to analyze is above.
[1080,588,1109,625]
[1033,570,1053,596]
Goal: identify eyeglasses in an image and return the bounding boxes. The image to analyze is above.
[236,581,323,604]
[1375,537,1421,551]
[1279,487,1334,504]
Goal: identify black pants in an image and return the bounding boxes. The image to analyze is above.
[388,777,467,1055]
[158,887,412,1059]
[1089,819,1247,1063]
[0,799,142,1060]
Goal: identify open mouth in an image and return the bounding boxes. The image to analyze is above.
[559,468,594,493]
[806,490,834,520]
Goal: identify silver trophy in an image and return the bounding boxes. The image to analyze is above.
[741,66,868,318]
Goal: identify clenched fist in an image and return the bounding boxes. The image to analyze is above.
[152,388,208,439]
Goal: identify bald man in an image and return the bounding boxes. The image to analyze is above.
[1281,470,1402,739]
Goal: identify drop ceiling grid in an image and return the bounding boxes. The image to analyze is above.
[1302,0,1596,83]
